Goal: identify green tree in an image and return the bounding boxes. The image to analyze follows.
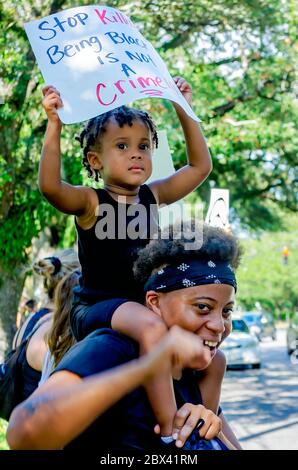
[236,214,298,317]
[0,0,78,356]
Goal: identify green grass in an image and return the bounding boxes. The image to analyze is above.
[0,419,8,450]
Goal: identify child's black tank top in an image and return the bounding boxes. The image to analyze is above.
[74,184,158,303]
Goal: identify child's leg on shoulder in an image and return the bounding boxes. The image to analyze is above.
[70,298,129,341]
[112,301,177,437]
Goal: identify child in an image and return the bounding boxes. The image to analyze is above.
[40,76,214,441]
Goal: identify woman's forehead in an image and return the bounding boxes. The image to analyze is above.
[171,284,235,303]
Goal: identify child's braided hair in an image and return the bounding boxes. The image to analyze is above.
[76,106,159,182]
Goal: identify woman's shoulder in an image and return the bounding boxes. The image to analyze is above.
[26,318,52,371]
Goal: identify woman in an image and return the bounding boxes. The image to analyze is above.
[7,223,242,450]
[11,249,79,403]
[40,270,80,385]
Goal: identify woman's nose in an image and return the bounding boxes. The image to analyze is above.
[207,312,225,334]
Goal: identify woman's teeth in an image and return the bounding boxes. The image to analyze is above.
[203,340,218,350]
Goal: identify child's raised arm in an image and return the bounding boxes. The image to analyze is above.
[149,76,212,206]
[39,86,94,216]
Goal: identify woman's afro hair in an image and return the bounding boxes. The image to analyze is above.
[133,222,243,285]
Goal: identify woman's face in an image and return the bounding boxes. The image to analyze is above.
[146,283,235,359]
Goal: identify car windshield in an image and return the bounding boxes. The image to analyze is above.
[243,313,261,323]
[232,319,250,333]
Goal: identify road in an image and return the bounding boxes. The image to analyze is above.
[220,327,298,450]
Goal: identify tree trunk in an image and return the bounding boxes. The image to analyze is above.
[0,265,26,361]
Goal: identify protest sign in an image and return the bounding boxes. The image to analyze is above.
[205,189,230,230]
[24,5,200,124]
[149,130,184,229]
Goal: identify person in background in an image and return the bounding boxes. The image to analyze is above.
[15,299,37,330]
[11,249,80,404]
[40,270,80,385]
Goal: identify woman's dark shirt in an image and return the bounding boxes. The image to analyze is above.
[19,308,51,401]
[54,329,204,451]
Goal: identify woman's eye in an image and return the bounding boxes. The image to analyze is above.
[117,143,128,150]
[223,308,233,318]
[196,303,210,311]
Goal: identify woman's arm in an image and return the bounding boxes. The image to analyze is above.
[7,362,153,450]
[7,326,207,450]
[219,411,242,450]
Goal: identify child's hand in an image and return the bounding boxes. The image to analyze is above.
[171,403,222,447]
[42,85,63,124]
[173,76,192,106]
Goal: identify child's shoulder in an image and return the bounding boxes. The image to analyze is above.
[143,183,159,205]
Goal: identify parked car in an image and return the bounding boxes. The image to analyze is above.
[242,311,276,341]
[286,311,298,355]
[221,317,261,369]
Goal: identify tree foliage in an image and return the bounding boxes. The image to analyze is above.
[236,214,298,317]
[1,0,297,268]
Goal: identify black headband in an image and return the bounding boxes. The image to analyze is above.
[45,256,62,275]
[144,259,237,293]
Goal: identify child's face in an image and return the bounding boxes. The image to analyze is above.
[88,118,153,189]
[146,283,234,361]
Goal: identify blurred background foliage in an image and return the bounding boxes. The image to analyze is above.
[0,0,297,349]
[237,214,298,319]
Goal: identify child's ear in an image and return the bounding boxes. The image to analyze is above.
[145,291,162,316]
[87,151,103,171]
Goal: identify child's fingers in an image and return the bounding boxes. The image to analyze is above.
[204,417,222,440]
[172,404,191,439]
[154,424,160,435]
[44,95,63,109]
[42,85,52,96]
[198,411,222,439]
[42,85,61,97]
[173,76,190,90]
[173,76,185,88]
[174,404,204,447]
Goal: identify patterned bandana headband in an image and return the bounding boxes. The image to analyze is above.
[143,259,237,294]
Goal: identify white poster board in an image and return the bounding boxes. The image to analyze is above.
[24,5,199,124]
[149,130,184,229]
[205,189,230,229]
